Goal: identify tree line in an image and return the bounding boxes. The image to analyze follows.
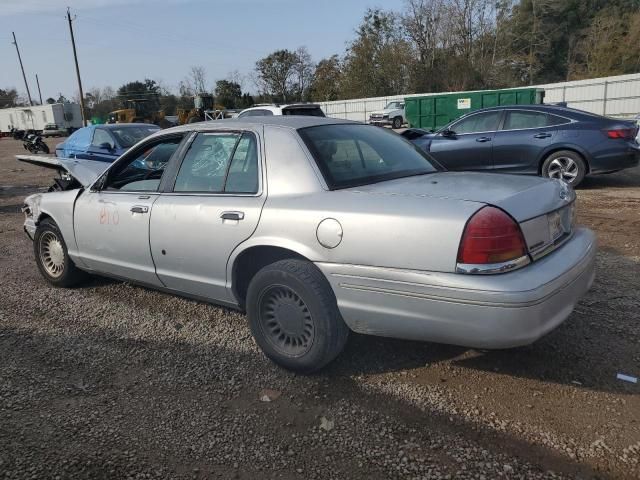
[2,0,639,118]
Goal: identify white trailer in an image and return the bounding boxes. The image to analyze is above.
[0,103,84,134]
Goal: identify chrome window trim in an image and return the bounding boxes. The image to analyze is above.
[456,255,531,275]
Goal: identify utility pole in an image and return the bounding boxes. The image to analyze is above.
[67,7,86,124]
[11,32,33,106]
[35,74,43,105]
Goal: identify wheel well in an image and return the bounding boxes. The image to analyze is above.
[232,246,307,309]
[36,212,52,225]
[539,148,589,175]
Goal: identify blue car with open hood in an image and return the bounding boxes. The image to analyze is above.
[56,124,160,162]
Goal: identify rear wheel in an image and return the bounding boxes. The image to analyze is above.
[246,259,349,373]
[392,116,403,129]
[542,150,586,186]
[34,218,87,287]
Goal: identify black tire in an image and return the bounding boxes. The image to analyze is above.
[33,218,87,287]
[541,150,586,187]
[40,143,50,154]
[392,116,403,129]
[246,259,349,373]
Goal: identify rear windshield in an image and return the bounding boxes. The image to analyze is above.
[283,107,325,117]
[298,124,439,189]
[110,125,160,148]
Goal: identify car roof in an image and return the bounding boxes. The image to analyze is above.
[159,116,357,135]
[97,123,161,130]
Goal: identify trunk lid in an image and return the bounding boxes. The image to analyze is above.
[348,171,574,222]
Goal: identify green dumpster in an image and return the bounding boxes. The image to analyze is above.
[404,88,545,130]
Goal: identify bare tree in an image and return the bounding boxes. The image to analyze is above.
[402,0,444,69]
[189,66,208,94]
[293,46,315,101]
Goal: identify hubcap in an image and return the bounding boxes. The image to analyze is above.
[258,285,315,357]
[547,157,579,183]
[39,231,65,278]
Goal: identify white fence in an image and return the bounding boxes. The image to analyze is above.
[318,72,640,123]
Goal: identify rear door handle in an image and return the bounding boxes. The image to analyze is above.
[534,132,552,139]
[220,211,245,221]
[130,205,149,214]
[476,137,492,142]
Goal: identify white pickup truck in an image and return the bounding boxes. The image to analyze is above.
[368,101,405,129]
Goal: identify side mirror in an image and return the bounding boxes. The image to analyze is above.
[441,129,456,138]
[99,142,114,150]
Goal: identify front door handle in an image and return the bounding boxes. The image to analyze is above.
[130,205,149,214]
[534,132,552,139]
[220,211,245,221]
[476,137,492,142]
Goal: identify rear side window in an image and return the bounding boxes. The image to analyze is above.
[503,111,570,130]
[451,111,502,134]
[282,107,325,117]
[546,113,571,126]
[238,109,274,118]
[173,132,259,193]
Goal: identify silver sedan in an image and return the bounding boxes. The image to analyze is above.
[20,117,596,372]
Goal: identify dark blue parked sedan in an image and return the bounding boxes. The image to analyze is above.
[56,124,160,162]
[402,105,640,186]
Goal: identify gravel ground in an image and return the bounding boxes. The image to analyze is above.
[0,136,639,479]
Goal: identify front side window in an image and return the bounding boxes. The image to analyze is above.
[299,124,438,189]
[173,132,259,193]
[103,136,183,192]
[503,111,550,130]
[450,111,502,134]
[91,129,115,149]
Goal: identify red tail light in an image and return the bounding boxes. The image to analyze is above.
[457,207,527,264]
[604,128,635,140]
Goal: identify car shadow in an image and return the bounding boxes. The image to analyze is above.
[578,166,640,189]
[0,325,604,479]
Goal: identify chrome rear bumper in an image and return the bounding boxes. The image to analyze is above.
[316,227,596,348]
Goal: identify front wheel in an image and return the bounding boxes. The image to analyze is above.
[34,218,87,287]
[392,116,403,129]
[541,150,586,186]
[246,259,349,373]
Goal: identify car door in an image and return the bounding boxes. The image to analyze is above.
[149,129,265,304]
[73,133,187,285]
[492,110,561,173]
[428,110,503,170]
[85,128,119,162]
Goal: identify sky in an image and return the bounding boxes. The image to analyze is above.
[0,0,405,101]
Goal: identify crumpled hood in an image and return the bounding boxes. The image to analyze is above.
[346,172,575,222]
[16,154,108,187]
